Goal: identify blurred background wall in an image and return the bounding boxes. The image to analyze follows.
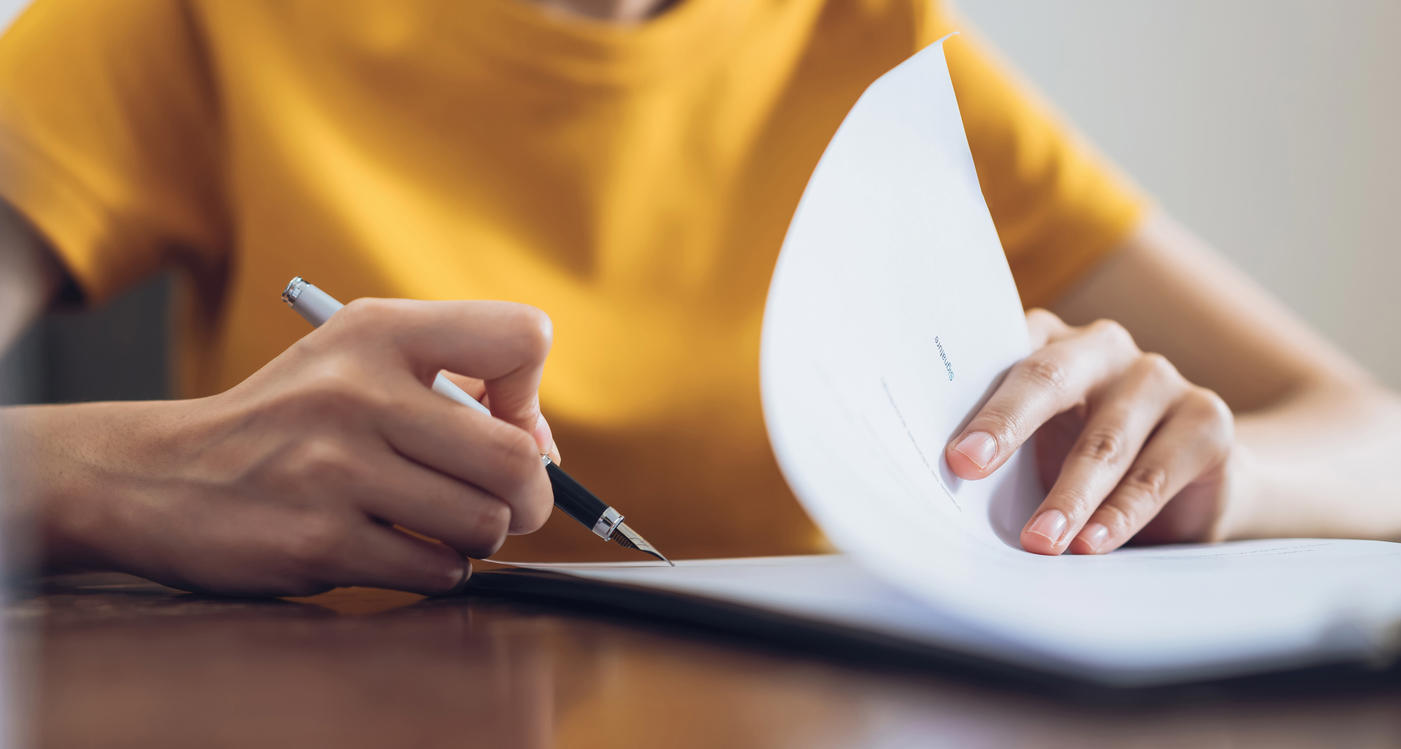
[0,0,1397,402]
[958,0,1401,386]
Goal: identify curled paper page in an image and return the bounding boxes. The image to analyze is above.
[762,35,1046,601]
[759,37,1401,676]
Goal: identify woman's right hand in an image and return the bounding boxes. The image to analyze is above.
[1,298,560,596]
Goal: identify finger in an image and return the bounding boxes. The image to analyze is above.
[353,455,514,555]
[1069,388,1233,554]
[1033,409,1083,490]
[376,382,554,534]
[1019,354,1186,555]
[1025,308,1071,349]
[438,369,561,464]
[946,320,1139,480]
[335,298,553,437]
[332,522,472,595]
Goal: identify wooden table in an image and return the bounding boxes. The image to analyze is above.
[9,572,1401,748]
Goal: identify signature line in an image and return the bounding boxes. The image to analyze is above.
[880,377,960,512]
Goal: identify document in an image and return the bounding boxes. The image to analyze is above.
[490,37,1401,686]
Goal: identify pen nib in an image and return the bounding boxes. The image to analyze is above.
[611,523,674,566]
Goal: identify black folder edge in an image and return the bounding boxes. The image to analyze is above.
[465,567,1401,702]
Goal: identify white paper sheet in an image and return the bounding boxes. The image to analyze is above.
[759,35,1044,594]
[515,548,1400,684]
[509,38,1401,684]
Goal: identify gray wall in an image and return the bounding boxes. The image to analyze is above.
[958,0,1401,385]
[0,279,170,405]
[2,1,1398,402]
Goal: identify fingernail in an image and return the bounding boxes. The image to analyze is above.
[1026,510,1068,545]
[1077,522,1110,553]
[533,414,556,457]
[537,421,562,464]
[952,431,998,470]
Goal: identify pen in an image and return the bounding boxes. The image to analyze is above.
[280,276,672,566]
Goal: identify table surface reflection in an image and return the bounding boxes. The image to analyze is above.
[9,572,1401,748]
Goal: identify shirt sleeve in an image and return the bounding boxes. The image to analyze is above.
[918,3,1148,308]
[0,0,225,304]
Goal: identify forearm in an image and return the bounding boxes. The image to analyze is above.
[0,202,70,574]
[1052,212,1401,544]
[0,402,139,575]
[1224,382,1401,542]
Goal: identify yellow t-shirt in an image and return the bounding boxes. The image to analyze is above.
[0,0,1142,560]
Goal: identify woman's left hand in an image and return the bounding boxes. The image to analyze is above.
[944,309,1238,555]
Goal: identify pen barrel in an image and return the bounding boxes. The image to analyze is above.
[545,462,616,539]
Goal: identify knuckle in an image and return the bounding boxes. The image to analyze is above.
[1187,386,1231,420]
[1094,502,1139,536]
[1017,356,1068,392]
[1088,318,1135,350]
[1137,352,1180,383]
[335,297,397,329]
[297,363,383,418]
[293,439,358,486]
[1025,308,1063,334]
[526,307,554,352]
[1186,386,1235,449]
[303,376,358,416]
[1123,463,1170,500]
[1073,428,1124,464]
[1046,486,1098,519]
[969,408,1021,449]
[284,514,352,572]
[503,304,554,360]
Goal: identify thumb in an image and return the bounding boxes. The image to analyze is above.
[438,371,559,461]
[373,299,553,438]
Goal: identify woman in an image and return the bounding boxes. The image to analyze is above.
[1,0,1397,596]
